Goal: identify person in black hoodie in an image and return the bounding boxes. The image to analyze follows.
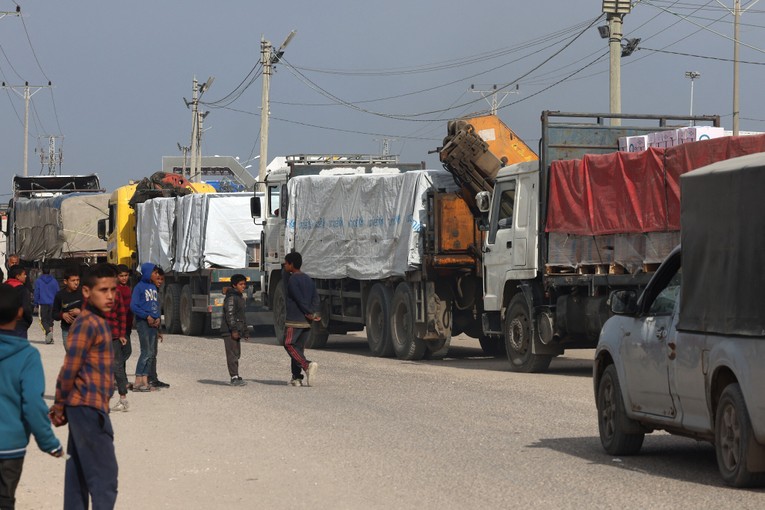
[4,266,33,338]
[282,252,320,387]
[221,274,248,386]
[52,268,83,347]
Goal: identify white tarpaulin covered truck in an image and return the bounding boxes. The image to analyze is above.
[136,192,267,335]
[7,174,107,267]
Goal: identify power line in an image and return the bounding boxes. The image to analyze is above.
[640,46,765,63]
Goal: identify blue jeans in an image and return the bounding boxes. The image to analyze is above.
[64,406,118,510]
[134,319,157,377]
[61,327,70,349]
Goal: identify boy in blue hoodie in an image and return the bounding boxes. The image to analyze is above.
[33,268,60,344]
[0,285,63,509]
[130,263,161,392]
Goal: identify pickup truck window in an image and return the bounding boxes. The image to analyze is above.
[647,269,682,316]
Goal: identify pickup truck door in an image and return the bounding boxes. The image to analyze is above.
[483,171,538,311]
[620,264,682,420]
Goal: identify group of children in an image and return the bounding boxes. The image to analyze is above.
[0,252,320,508]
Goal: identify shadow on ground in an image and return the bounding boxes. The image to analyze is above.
[528,434,764,490]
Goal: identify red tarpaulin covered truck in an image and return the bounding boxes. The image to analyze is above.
[439,111,765,372]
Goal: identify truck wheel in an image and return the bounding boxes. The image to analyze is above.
[390,282,426,360]
[715,383,765,487]
[597,365,645,455]
[504,294,552,373]
[272,281,286,345]
[306,320,329,349]
[180,285,205,336]
[365,284,394,357]
[163,284,182,334]
[425,336,451,360]
[478,336,506,357]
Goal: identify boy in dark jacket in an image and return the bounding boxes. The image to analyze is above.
[34,269,60,344]
[221,274,248,386]
[52,269,83,346]
[130,262,161,391]
[0,285,62,509]
[4,266,33,339]
[282,252,320,387]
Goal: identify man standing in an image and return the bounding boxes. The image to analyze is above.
[282,252,320,387]
[49,264,119,509]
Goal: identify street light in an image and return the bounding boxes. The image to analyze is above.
[685,71,701,124]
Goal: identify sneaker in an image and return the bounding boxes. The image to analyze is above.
[230,376,246,386]
[150,379,170,388]
[289,378,303,387]
[305,361,318,387]
[112,399,129,412]
[44,332,54,344]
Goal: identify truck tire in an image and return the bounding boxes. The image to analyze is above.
[272,281,286,345]
[425,337,451,360]
[715,383,765,487]
[365,284,394,357]
[479,336,506,357]
[504,294,552,373]
[597,364,645,456]
[390,282,426,360]
[180,284,205,336]
[163,284,182,334]
[305,321,329,349]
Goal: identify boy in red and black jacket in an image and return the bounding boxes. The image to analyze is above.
[115,265,134,391]
[105,268,130,412]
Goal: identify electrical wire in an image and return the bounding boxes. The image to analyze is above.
[202,63,263,108]
[640,46,765,63]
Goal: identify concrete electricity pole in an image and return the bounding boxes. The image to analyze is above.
[259,30,296,190]
[685,71,701,123]
[185,76,214,182]
[2,81,51,176]
[715,0,760,135]
[602,1,632,127]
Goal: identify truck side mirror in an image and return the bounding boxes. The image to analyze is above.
[251,196,262,218]
[609,290,638,315]
[475,191,491,213]
[97,218,107,241]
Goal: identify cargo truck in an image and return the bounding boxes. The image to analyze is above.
[439,111,765,372]
[100,175,267,335]
[6,174,108,269]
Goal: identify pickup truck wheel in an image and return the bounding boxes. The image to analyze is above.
[365,284,394,357]
[479,336,506,357]
[390,282,426,360]
[272,281,286,345]
[180,285,205,336]
[504,295,551,373]
[597,365,645,455]
[715,383,765,487]
[163,284,182,334]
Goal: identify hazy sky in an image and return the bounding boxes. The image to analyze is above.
[0,1,763,192]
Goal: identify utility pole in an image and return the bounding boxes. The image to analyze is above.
[602,1,632,127]
[470,84,519,115]
[259,30,296,190]
[715,0,760,135]
[177,142,190,175]
[184,76,213,182]
[2,81,51,176]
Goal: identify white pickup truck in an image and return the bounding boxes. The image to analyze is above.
[593,152,765,488]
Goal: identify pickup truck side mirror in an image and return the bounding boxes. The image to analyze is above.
[609,290,638,315]
[97,218,108,241]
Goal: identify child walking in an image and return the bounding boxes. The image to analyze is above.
[282,252,320,387]
[221,274,248,386]
[49,263,119,509]
[52,269,83,346]
[33,268,59,344]
[0,285,62,510]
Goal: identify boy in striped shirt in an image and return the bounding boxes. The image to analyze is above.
[49,264,119,509]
